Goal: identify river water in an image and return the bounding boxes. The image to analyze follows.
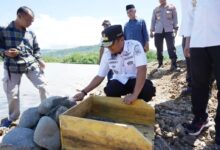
[0,63,106,119]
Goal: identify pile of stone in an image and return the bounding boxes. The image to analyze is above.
[0,96,76,150]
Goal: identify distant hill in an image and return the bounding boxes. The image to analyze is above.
[42,44,184,60]
[42,45,100,57]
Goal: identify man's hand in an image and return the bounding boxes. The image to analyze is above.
[4,48,19,58]
[144,42,149,52]
[38,59,46,70]
[173,30,178,37]
[184,37,191,58]
[123,94,138,105]
[150,32,154,38]
[184,47,190,58]
[73,92,85,101]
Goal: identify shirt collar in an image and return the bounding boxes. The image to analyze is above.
[160,4,168,8]
[9,21,27,32]
[129,17,138,22]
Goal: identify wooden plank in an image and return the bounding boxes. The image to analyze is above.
[63,97,93,117]
[60,115,152,150]
[90,96,155,126]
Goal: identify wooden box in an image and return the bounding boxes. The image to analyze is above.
[59,96,155,150]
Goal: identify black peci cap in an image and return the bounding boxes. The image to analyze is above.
[126,4,135,11]
[102,20,111,26]
[102,25,123,47]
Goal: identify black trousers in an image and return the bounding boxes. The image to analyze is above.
[190,46,220,139]
[104,79,156,102]
[154,30,177,65]
[182,37,192,87]
[182,37,215,88]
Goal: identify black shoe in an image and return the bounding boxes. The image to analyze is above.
[181,87,192,96]
[170,65,180,71]
[182,118,211,136]
[157,64,163,69]
[0,117,12,128]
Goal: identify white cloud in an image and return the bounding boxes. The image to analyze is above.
[31,14,104,49]
[30,14,182,50]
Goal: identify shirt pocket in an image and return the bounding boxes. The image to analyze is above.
[156,11,161,20]
[109,60,120,74]
[166,9,173,20]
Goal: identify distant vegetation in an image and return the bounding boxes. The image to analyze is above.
[43,50,159,64]
[42,44,162,64]
[1,45,183,64]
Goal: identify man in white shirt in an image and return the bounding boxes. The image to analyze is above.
[182,0,220,147]
[73,25,155,104]
[179,0,215,96]
[179,0,192,95]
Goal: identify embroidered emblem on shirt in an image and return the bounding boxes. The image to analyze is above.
[123,51,130,57]
[124,56,133,60]
[127,61,134,65]
[134,44,142,56]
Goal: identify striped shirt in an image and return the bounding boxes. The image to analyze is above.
[0,21,41,73]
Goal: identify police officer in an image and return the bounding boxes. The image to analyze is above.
[99,20,113,81]
[73,25,156,104]
[99,20,111,64]
[150,0,179,70]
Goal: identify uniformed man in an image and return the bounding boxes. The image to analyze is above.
[182,0,220,148]
[99,20,111,64]
[124,4,149,52]
[99,20,113,81]
[0,6,48,127]
[73,25,156,104]
[150,0,179,70]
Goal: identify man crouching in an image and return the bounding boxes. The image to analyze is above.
[74,25,155,104]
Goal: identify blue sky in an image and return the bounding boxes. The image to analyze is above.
[1,0,181,49]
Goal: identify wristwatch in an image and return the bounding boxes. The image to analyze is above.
[81,90,87,96]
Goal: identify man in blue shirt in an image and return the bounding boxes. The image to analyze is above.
[124,4,149,52]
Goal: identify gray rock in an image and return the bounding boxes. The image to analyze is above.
[175,124,185,137]
[55,106,68,124]
[182,135,197,146]
[154,136,172,150]
[0,144,39,150]
[38,96,63,115]
[18,107,41,129]
[2,127,40,150]
[34,116,60,150]
[38,96,75,115]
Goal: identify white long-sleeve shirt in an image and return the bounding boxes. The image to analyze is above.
[179,0,194,37]
[185,0,220,48]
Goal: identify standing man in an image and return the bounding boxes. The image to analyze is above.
[182,1,220,148]
[150,0,179,70]
[179,0,193,95]
[99,20,112,81]
[124,4,149,52]
[0,6,48,127]
[74,25,155,104]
